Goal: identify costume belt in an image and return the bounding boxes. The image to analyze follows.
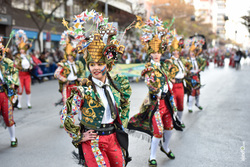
[20,69,29,72]
[84,124,115,136]
[175,78,183,83]
[68,80,77,85]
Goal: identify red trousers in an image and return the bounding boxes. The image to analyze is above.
[172,83,184,111]
[62,84,77,105]
[191,75,200,96]
[152,99,173,138]
[81,133,125,167]
[18,71,31,95]
[0,92,14,127]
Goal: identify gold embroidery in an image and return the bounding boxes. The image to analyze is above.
[81,96,101,123]
[154,70,162,77]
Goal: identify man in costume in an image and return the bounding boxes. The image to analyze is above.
[128,16,183,167]
[0,38,19,147]
[60,10,132,167]
[14,30,33,109]
[185,42,206,113]
[165,37,186,128]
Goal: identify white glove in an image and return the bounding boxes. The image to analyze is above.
[163,84,168,93]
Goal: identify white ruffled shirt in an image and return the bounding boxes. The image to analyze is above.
[21,54,30,69]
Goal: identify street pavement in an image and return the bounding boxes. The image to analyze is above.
[0,58,249,167]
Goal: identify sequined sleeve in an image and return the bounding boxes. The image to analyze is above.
[60,92,83,147]
[143,70,161,95]
[197,57,206,71]
[76,60,85,79]
[54,66,67,82]
[112,74,132,128]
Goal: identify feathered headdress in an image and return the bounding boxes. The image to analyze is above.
[61,9,130,71]
[15,30,32,52]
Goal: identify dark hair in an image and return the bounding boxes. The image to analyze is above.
[88,74,100,102]
[106,72,127,103]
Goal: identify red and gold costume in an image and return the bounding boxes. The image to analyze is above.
[14,30,33,109]
[60,10,131,167]
[184,42,206,112]
[128,16,182,166]
[0,37,19,147]
[165,37,187,127]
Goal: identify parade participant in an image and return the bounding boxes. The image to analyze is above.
[60,10,132,167]
[128,16,182,167]
[54,31,85,106]
[0,37,19,147]
[185,42,206,113]
[14,30,33,109]
[165,37,186,128]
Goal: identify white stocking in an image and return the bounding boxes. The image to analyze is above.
[177,111,183,122]
[188,95,194,110]
[26,94,31,107]
[162,130,172,153]
[150,137,161,160]
[17,95,22,108]
[7,125,16,141]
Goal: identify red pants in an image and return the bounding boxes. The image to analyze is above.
[191,75,200,96]
[81,133,125,167]
[172,83,184,111]
[0,92,14,127]
[62,84,77,105]
[18,71,31,95]
[152,99,173,138]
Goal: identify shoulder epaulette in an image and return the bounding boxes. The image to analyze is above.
[141,67,154,76]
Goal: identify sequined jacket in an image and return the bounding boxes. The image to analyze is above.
[184,56,206,72]
[164,57,187,79]
[60,75,131,147]
[139,62,174,114]
[0,58,19,98]
[54,60,85,81]
[14,53,33,71]
[128,62,177,136]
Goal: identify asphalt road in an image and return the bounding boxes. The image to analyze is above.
[0,58,249,167]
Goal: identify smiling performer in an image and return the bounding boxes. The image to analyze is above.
[128,16,182,167]
[60,10,132,167]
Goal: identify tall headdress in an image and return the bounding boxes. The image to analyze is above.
[15,30,32,52]
[62,9,130,71]
[187,36,205,56]
[60,30,77,59]
[135,16,176,55]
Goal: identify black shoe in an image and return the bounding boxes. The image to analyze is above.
[160,146,175,159]
[148,159,157,167]
[195,104,203,110]
[11,138,18,147]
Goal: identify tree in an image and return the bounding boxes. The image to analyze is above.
[152,0,215,46]
[241,10,250,35]
[12,0,65,53]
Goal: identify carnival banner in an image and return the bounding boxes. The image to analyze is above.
[110,63,145,77]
